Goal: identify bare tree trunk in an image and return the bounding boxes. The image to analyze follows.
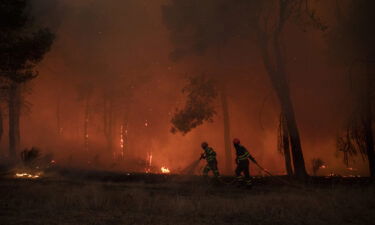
[259,33,307,179]
[0,107,3,154]
[364,62,375,177]
[84,96,90,152]
[120,110,129,159]
[279,89,307,178]
[8,83,20,160]
[56,95,63,136]
[281,114,293,176]
[220,86,232,174]
[216,44,233,174]
[104,97,114,155]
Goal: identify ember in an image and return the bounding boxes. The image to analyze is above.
[15,172,42,179]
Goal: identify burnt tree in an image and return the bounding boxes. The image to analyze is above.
[331,0,375,177]
[0,0,54,159]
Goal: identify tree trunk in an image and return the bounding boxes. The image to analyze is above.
[8,83,21,160]
[259,33,307,179]
[0,107,3,154]
[220,86,232,174]
[279,89,307,178]
[364,62,375,177]
[281,114,294,176]
[56,95,63,136]
[104,97,114,155]
[84,96,90,152]
[120,111,129,159]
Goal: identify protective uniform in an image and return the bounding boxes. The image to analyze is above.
[233,139,256,187]
[200,144,220,178]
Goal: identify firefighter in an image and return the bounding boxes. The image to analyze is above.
[200,142,220,179]
[233,138,257,187]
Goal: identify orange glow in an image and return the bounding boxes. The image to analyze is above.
[147,152,153,167]
[15,172,42,179]
[161,166,170,174]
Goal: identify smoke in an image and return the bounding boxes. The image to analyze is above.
[5,0,368,176]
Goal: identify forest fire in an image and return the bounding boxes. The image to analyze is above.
[161,167,171,174]
[1,1,375,224]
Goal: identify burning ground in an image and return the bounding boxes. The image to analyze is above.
[0,172,374,225]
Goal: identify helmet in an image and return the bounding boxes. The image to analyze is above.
[201,142,208,149]
[233,138,240,145]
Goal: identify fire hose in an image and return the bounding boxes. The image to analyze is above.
[253,161,311,190]
[217,160,306,189]
[253,161,294,186]
[191,156,306,190]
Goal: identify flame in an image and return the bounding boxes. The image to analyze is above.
[161,166,170,174]
[15,172,42,179]
[320,165,327,169]
[147,152,152,167]
[120,125,124,149]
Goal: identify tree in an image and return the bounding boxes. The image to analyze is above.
[278,113,293,176]
[249,0,327,179]
[332,0,375,177]
[311,158,324,176]
[163,0,246,173]
[163,0,323,178]
[76,83,93,153]
[0,0,54,159]
[171,75,217,134]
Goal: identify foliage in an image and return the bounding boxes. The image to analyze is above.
[328,0,375,63]
[171,75,217,134]
[331,0,375,167]
[162,0,326,60]
[0,0,55,84]
[162,0,257,61]
[20,147,40,165]
[336,111,368,166]
[0,0,28,31]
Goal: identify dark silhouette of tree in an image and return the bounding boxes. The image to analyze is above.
[278,113,293,176]
[0,0,54,160]
[171,75,217,134]
[76,83,93,153]
[163,0,247,173]
[331,0,375,177]
[311,158,324,176]
[249,0,326,179]
[163,0,324,178]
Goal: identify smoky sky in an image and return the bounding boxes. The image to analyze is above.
[8,0,369,175]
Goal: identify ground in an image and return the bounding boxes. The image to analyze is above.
[0,169,374,225]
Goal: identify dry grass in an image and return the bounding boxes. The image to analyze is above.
[0,178,374,225]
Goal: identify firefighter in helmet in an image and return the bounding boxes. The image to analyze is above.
[200,142,220,178]
[233,138,257,187]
